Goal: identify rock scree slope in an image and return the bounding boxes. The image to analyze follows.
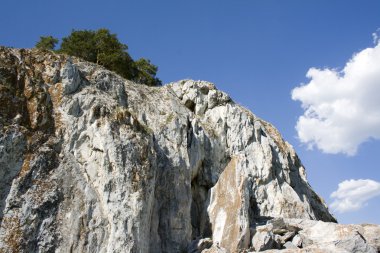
[0,47,378,253]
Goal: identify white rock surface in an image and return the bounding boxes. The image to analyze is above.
[0,47,376,253]
[248,218,379,253]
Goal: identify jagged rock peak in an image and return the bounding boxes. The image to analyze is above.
[0,47,377,252]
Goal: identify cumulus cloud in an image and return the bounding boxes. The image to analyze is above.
[292,41,380,155]
[330,179,380,213]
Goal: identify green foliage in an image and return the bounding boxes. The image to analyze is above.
[60,30,97,62]
[93,29,135,80]
[133,58,162,86]
[35,36,58,50]
[36,29,161,86]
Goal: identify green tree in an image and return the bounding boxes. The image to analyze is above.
[35,36,58,50]
[60,30,97,62]
[55,28,161,86]
[93,29,135,79]
[134,58,162,86]
[60,29,135,79]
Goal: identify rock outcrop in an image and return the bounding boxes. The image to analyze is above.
[0,47,378,252]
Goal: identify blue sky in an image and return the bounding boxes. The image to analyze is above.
[1,0,380,224]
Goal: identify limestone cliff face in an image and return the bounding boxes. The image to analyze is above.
[0,47,377,253]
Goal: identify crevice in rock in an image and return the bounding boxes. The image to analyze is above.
[190,174,212,240]
[186,117,193,150]
[184,99,196,112]
[248,196,262,226]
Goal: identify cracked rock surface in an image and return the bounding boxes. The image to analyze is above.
[0,47,377,253]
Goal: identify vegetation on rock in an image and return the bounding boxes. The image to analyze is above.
[35,29,161,86]
[35,36,59,50]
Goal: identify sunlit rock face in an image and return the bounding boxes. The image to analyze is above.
[1,47,375,253]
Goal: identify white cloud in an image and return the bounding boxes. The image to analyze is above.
[372,28,380,44]
[330,179,380,213]
[292,41,380,155]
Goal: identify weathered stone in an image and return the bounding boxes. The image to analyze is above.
[0,47,377,253]
[248,219,378,253]
[292,234,303,248]
[202,245,228,253]
[187,238,213,253]
[61,59,82,94]
[360,224,380,251]
[207,157,250,252]
[251,230,277,251]
[283,241,298,249]
[280,231,296,244]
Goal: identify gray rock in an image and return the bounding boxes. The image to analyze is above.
[202,245,228,253]
[187,238,213,253]
[292,234,303,248]
[283,241,298,249]
[61,59,82,94]
[360,224,380,251]
[280,231,296,244]
[249,218,378,253]
[251,226,279,251]
[0,47,377,253]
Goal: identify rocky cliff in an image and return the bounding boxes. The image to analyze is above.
[0,47,378,253]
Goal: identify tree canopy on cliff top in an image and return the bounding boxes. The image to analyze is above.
[36,29,161,86]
